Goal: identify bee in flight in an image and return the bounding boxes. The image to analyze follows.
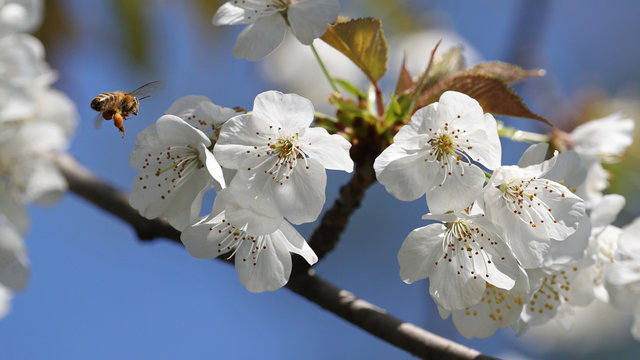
[90,81,164,138]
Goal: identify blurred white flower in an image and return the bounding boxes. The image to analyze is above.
[606,217,640,341]
[214,90,353,227]
[375,91,501,214]
[129,115,225,231]
[0,216,28,292]
[0,0,43,36]
[213,0,339,61]
[0,33,55,91]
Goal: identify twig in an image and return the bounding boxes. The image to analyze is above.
[53,153,497,360]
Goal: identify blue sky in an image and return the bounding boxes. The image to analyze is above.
[1,1,640,359]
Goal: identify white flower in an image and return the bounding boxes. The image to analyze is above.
[439,271,529,339]
[570,113,634,162]
[398,211,521,311]
[0,216,28,292]
[129,115,226,231]
[556,113,635,204]
[181,192,317,292]
[482,147,586,268]
[0,0,43,36]
[165,95,240,143]
[374,91,501,214]
[214,90,353,225]
[213,0,339,61]
[605,217,640,340]
[0,33,55,90]
[519,257,593,330]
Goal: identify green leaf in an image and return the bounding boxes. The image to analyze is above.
[334,78,366,99]
[321,18,388,83]
[418,74,550,125]
[463,62,545,84]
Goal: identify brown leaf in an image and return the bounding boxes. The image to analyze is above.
[418,74,550,125]
[394,55,414,95]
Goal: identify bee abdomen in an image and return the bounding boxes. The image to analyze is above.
[91,93,117,111]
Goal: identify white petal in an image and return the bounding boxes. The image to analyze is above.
[425,161,485,214]
[0,187,28,234]
[199,143,226,189]
[279,220,317,265]
[232,13,286,61]
[375,145,433,202]
[590,194,625,229]
[429,256,486,310]
[617,217,640,260]
[156,115,211,148]
[214,113,270,169]
[0,219,29,291]
[180,213,226,259]
[214,187,283,235]
[165,95,238,134]
[12,157,67,206]
[301,127,353,172]
[517,143,549,167]
[397,224,445,283]
[273,158,326,224]
[235,234,291,292]
[213,2,257,25]
[462,113,501,170]
[162,168,212,231]
[253,90,314,130]
[287,0,339,44]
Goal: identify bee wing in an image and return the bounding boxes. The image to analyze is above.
[94,112,104,129]
[130,81,165,100]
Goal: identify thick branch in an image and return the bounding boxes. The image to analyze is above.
[54,154,496,360]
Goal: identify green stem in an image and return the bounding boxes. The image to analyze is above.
[311,43,339,93]
[497,121,550,143]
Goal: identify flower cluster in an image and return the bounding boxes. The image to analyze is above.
[0,0,77,317]
[376,91,636,339]
[130,91,353,292]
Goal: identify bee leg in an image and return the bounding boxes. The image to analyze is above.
[113,112,125,139]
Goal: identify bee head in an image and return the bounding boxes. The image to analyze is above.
[90,98,102,111]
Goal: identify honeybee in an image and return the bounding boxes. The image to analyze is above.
[91,81,164,138]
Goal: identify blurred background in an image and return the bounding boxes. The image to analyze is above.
[1,0,640,358]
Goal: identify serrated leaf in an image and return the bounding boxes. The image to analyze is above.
[463,62,545,84]
[418,74,550,125]
[394,55,414,95]
[321,18,388,83]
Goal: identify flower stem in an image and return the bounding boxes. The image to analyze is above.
[311,42,339,93]
[497,121,550,143]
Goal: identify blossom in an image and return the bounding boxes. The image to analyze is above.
[181,189,317,292]
[553,113,635,204]
[605,217,640,340]
[213,0,339,61]
[374,91,501,214]
[397,211,521,311]
[129,115,226,231]
[0,0,43,36]
[0,216,28,292]
[165,95,240,142]
[482,147,586,268]
[439,271,529,339]
[214,90,353,225]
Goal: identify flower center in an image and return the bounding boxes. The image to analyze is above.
[497,177,559,229]
[209,215,269,267]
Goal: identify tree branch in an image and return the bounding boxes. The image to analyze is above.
[53,154,496,360]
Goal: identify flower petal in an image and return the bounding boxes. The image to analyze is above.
[301,127,353,172]
[397,224,445,283]
[232,13,286,61]
[374,145,434,202]
[156,115,211,148]
[273,158,326,224]
[235,233,291,292]
[253,90,314,130]
[425,161,485,214]
[287,0,339,45]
